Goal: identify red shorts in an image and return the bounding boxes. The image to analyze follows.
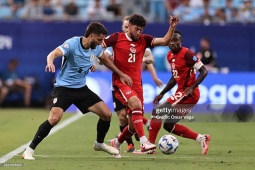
[167,89,200,116]
[113,81,143,114]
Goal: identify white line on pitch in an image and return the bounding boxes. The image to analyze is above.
[0,113,83,164]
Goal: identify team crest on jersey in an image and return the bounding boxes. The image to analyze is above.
[90,55,95,61]
[126,90,131,95]
[53,98,58,104]
[63,43,69,49]
[171,63,175,69]
[130,47,136,53]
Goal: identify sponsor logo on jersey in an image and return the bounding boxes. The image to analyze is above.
[90,55,95,61]
[63,43,69,49]
[53,98,58,104]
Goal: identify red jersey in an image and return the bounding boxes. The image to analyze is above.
[102,32,154,88]
[167,47,203,91]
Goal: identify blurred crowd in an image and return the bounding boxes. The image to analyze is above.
[0,0,255,24]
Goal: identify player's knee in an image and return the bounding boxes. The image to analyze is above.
[100,111,112,121]
[48,108,63,126]
[163,122,175,133]
[128,97,142,109]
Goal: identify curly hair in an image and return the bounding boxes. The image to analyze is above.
[129,14,147,27]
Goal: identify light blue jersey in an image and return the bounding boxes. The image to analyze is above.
[55,36,103,88]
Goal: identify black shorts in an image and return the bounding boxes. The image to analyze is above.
[112,91,125,112]
[51,86,102,114]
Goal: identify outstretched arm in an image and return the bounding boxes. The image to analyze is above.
[98,53,132,86]
[152,16,179,46]
[147,64,163,87]
[45,48,63,73]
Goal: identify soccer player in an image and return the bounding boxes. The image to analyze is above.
[102,14,179,156]
[22,22,132,160]
[148,30,211,155]
[104,16,164,152]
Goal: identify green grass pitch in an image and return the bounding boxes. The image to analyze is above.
[0,108,255,170]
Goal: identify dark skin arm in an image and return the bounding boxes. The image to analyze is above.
[184,65,208,95]
[153,65,208,104]
[153,76,176,105]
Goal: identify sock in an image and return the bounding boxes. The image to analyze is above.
[148,118,162,144]
[196,134,203,143]
[120,125,134,145]
[96,118,110,143]
[132,108,145,139]
[118,125,135,144]
[172,124,198,140]
[29,120,53,149]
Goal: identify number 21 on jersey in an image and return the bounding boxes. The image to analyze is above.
[128,53,136,62]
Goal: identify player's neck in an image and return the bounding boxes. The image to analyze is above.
[81,37,90,49]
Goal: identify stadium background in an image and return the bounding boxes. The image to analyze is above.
[0,0,254,119]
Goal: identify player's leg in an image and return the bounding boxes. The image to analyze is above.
[113,92,135,152]
[134,116,150,141]
[164,92,210,155]
[79,87,119,156]
[0,86,9,106]
[22,87,71,160]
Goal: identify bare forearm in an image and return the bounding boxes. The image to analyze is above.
[160,76,176,95]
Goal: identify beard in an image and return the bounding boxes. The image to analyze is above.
[130,33,139,41]
[90,41,97,49]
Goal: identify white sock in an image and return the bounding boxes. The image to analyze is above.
[196,134,203,143]
[139,136,148,144]
[26,147,34,152]
[95,141,103,146]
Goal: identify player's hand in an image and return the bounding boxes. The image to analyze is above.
[169,15,179,28]
[153,94,163,105]
[120,74,133,86]
[45,63,55,73]
[90,65,96,72]
[184,87,193,96]
[153,78,164,87]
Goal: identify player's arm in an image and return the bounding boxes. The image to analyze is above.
[147,64,164,87]
[152,16,179,46]
[98,53,132,86]
[45,47,63,73]
[185,66,207,95]
[153,76,176,104]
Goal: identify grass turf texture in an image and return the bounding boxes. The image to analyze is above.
[1,108,255,170]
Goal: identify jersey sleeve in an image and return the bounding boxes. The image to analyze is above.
[104,47,113,56]
[58,38,74,57]
[102,33,119,48]
[143,34,155,48]
[184,49,203,70]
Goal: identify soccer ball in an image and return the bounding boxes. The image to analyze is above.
[158,135,179,155]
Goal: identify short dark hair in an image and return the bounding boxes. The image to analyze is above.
[129,14,146,27]
[84,22,108,38]
[174,30,182,37]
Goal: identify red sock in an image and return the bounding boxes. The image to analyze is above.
[132,108,145,138]
[143,117,148,125]
[148,118,162,144]
[172,124,198,140]
[118,125,135,144]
